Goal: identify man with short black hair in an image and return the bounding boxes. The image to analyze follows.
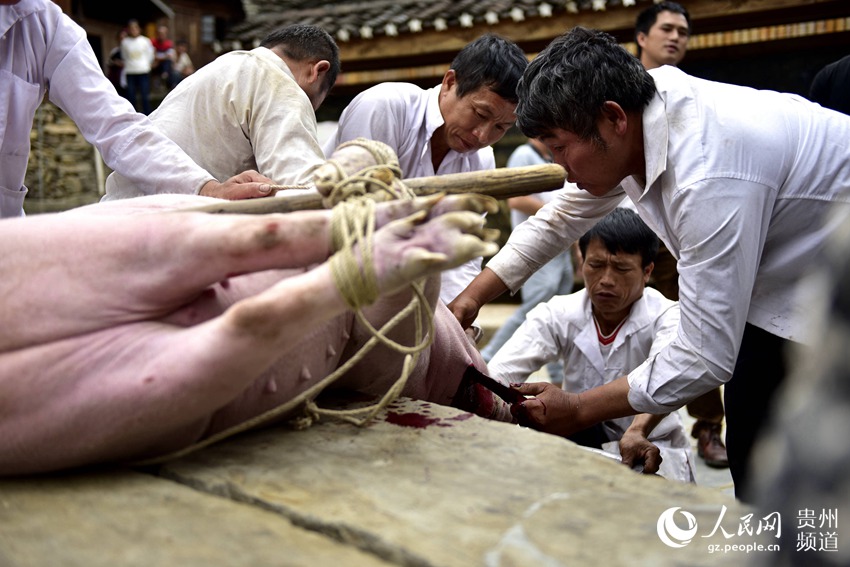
[105,24,340,201]
[449,27,850,499]
[324,33,528,306]
[635,1,691,70]
[489,208,694,482]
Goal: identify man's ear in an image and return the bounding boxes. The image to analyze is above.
[643,261,655,283]
[636,32,648,51]
[601,101,629,135]
[311,59,331,84]
[440,69,457,95]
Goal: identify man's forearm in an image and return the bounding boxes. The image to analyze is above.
[465,267,509,305]
[575,376,637,430]
[507,196,544,216]
[447,267,510,329]
[625,411,667,438]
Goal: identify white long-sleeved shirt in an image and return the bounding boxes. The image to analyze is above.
[104,47,326,200]
[488,287,693,482]
[0,0,214,218]
[324,83,495,304]
[486,66,850,414]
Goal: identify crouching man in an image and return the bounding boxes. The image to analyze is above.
[488,209,694,482]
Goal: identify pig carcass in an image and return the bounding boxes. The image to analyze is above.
[0,191,507,475]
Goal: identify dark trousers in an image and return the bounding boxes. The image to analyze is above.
[125,72,151,115]
[724,323,791,501]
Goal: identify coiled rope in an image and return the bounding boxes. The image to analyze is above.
[133,139,434,466]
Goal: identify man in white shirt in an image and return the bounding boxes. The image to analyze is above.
[448,27,850,499]
[635,1,729,470]
[323,34,528,306]
[634,1,690,70]
[489,208,693,482]
[0,0,274,218]
[105,24,339,200]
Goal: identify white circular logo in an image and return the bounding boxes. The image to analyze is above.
[657,507,698,548]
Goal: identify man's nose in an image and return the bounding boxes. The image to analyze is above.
[473,123,497,144]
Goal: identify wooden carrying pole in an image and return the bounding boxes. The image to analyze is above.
[190,163,566,215]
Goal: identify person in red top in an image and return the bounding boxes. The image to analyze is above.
[151,24,175,89]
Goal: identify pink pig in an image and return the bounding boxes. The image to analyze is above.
[0,192,511,475]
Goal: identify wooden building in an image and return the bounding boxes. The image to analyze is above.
[52,0,850,112]
[225,0,850,122]
[60,0,246,72]
[23,0,850,211]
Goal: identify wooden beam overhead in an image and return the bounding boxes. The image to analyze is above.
[335,0,847,69]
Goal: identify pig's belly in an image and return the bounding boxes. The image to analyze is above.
[204,315,355,436]
[162,271,485,439]
[161,268,353,436]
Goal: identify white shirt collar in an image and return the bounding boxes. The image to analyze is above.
[423,84,445,143]
[1,0,40,38]
[635,67,673,201]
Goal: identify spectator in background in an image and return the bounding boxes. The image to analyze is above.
[479,137,575,382]
[809,53,850,115]
[152,24,176,90]
[172,39,195,84]
[634,1,691,69]
[121,19,154,113]
[106,28,127,97]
